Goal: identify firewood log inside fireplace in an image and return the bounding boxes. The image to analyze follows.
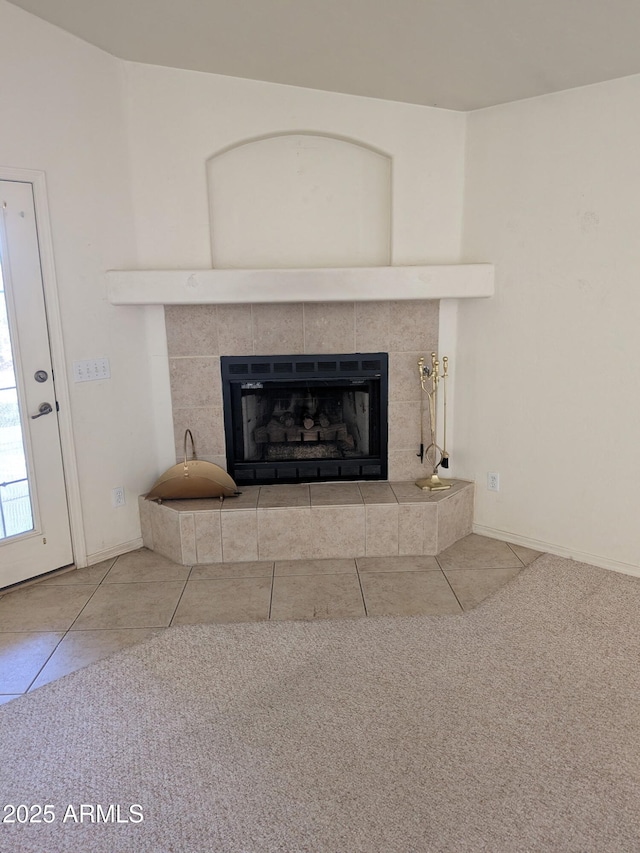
[254,419,354,447]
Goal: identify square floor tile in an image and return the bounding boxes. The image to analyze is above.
[103,549,191,583]
[70,582,186,630]
[190,561,274,580]
[0,695,20,705]
[275,558,357,576]
[390,481,439,503]
[163,498,224,512]
[0,585,97,632]
[358,482,397,505]
[356,555,440,573]
[360,571,462,616]
[172,578,272,624]
[436,534,523,570]
[507,543,544,566]
[36,560,114,586]
[444,568,522,610]
[221,488,260,511]
[0,632,63,693]
[258,484,310,508]
[309,483,363,506]
[30,628,161,690]
[270,574,365,621]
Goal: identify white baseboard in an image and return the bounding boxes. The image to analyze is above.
[473,524,640,579]
[84,538,144,567]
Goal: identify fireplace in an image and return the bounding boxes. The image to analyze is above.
[221,353,388,484]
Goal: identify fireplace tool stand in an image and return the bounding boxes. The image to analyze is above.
[415,352,452,491]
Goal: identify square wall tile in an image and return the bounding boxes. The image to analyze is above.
[165,305,218,357]
[217,304,254,355]
[308,506,365,558]
[303,302,356,353]
[388,352,424,403]
[252,303,304,354]
[257,508,311,560]
[200,454,229,470]
[138,495,155,550]
[180,513,197,564]
[221,510,259,562]
[355,302,390,352]
[365,504,399,556]
[172,406,225,459]
[195,512,222,563]
[388,300,439,352]
[150,503,183,565]
[436,484,474,553]
[388,450,425,482]
[423,502,439,555]
[169,357,221,409]
[388,401,422,451]
[398,504,426,555]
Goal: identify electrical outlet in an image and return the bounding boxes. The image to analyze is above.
[487,472,500,492]
[112,486,126,508]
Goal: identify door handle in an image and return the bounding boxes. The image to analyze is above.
[31,402,53,419]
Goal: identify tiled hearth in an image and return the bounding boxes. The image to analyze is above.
[139,480,474,566]
[153,299,472,567]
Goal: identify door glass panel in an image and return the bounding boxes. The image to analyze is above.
[0,255,34,539]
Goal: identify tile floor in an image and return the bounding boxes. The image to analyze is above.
[0,533,542,704]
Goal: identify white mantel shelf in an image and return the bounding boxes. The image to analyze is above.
[106,264,494,305]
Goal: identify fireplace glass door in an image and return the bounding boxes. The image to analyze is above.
[221,354,388,484]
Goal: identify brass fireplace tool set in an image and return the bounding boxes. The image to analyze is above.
[415,352,452,491]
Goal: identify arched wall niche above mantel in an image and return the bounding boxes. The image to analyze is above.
[206,133,392,270]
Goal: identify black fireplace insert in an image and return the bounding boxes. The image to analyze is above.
[221,353,388,485]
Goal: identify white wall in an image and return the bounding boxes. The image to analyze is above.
[459,76,640,572]
[0,1,159,563]
[122,62,466,269]
[207,134,392,269]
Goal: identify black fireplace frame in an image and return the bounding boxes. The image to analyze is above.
[220,353,388,485]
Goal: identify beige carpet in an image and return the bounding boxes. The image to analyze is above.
[1,553,640,852]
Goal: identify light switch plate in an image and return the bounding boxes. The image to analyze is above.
[73,358,111,382]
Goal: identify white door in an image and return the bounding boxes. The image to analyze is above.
[0,179,73,587]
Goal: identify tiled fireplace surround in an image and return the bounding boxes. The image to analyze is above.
[139,298,474,564]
